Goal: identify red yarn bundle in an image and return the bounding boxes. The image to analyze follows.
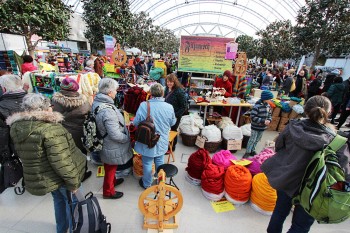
[186,148,212,179]
[201,164,225,194]
[224,165,252,203]
[123,86,147,114]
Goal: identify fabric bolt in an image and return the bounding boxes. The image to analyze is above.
[250,173,277,213]
[212,150,237,170]
[201,163,225,195]
[201,125,221,142]
[246,130,264,153]
[224,165,252,204]
[103,163,118,197]
[201,189,225,202]
[186,148,212,180]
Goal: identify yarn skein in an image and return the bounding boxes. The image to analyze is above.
[186,148,212,180]
[201,163,225,195]
[246,158,262,176]
[224,165,252,205]
[253,148,275,165]
[212,150,237,170]
[250,173,277,215]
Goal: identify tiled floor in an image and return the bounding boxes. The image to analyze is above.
[0,130,349,233]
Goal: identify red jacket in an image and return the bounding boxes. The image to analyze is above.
[214,78,232,97]
[21,62,37,74]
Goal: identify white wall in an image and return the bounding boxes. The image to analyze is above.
[0,33,27,54]
[325,58,350,79]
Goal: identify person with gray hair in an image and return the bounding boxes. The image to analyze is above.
[134,83,176,189]
[92,78,133,199]
[84,59,95,73]
[0,74,26,169]
[6,93,86,233]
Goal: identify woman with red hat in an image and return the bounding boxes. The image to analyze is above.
[214,70,233,97]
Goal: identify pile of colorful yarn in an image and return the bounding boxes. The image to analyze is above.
[250,173,277,215]
[224,165,252,205]
[185,148,212,185]
[246,148,275,176]
[212,150,237,170]
[201,164,225,201]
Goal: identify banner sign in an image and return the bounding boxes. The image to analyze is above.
[103,35,115,56]
[225,41,238,60]
[178,36,233,74]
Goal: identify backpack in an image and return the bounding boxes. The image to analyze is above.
[82,104,115,152]
[292,134,350,224]
[135,101,160,148]
[68,191,111,233]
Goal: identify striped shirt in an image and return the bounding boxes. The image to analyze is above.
[250,99,272,131]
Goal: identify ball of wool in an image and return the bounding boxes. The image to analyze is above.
[201,163,225,195]
[217,117,234,129]
[185,148,212,180]
[240,123,251,136]
[179,114,203,135]
[253,148,275,165]
[250,173,277,215]
[224,165,252,205]
[222,125,243,140]
[212,150,237,170]
[246,158,262,176]
[201,125,221,142]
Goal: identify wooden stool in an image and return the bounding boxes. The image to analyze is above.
[167,131,178,163]
[157,164,179,190]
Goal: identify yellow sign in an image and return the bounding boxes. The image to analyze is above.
[211,200,235,213]
[97,166,105,177]
[178,36,233,74]
[231,159,253,166]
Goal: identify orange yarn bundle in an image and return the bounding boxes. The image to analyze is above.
[250,173,277,214]
[132,153,155,177]
[224,164,252,205]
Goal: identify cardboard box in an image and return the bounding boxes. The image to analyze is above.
[268,117,280,131]
[226,139,242,150]
[272,107,281,117]
[278,117,290,132]
[281,111,290,118]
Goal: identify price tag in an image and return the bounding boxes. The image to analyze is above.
[195,136,206,148]
[227,139,242,150]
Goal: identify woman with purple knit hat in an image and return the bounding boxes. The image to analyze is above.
[52,77,92,181]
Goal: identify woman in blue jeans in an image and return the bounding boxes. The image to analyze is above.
[261,95,350,233]
[7,93,86,233]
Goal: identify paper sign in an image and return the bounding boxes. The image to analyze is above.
[97,166,105,177]
[231,159,252,166]
[227,139,242,150]
[211,200,235,213]
[195,136,206,148]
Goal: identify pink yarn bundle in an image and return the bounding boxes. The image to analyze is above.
[246,148,275,176]
[212,150,237,170]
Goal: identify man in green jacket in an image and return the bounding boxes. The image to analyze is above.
[7,93,86,233]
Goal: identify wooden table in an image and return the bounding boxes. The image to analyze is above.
[192,97,253,125]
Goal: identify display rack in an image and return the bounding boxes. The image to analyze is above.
[30,72,59,98]
[57,55,73,73]
[0,50,19,74]
[189,73,216,95]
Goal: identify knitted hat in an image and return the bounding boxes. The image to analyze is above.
[223,70,231,78]
[60,77,79,92]
[261,90,273,100]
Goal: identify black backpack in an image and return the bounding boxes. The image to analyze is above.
[135,101,160,148]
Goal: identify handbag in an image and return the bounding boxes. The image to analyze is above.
[0,150,23,194]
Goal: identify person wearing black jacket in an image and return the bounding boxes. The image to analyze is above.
[307,74,323,100]
[290,70,306,97]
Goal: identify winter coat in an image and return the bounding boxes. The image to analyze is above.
[323,74,336,93]
[0,91,26,162]
[281,76,293,95]
[262,74,273,86]
[250,99,272,131]
[92,93,133,165]
[6,111,86,196]
[308,78,322,94]
[51,90,90,154]
[21,62,37,74]
[214,78,233,97]
[261,119,350,197]
[133,98,176,158]
[327,83,345,105]
[164,87,187,119]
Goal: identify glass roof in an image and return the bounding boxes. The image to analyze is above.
[66,0,305,38]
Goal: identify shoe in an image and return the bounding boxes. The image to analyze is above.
[114,178,124,186]
[103,191,124,199]
[82,171,92,182]
[242,152,251,159]
[139,179,147,190]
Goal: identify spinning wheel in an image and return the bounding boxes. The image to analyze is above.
[138,169,183,232]
[234,52,247,76]
[111,43,127,66]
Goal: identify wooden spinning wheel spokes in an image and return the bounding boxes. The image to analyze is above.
[138,183,183,220]
[111,43,127,66]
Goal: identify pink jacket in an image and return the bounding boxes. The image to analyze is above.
[21,62,37,74]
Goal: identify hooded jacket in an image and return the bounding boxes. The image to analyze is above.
[92,93,133,165]
[52,90,90,153]
[327,83,345,105]
[261,119,350,197]
[6,111,86,196]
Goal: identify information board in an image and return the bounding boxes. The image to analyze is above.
[178,36,233,74]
